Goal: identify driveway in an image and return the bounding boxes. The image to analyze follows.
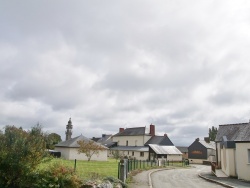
[151,165,223,188]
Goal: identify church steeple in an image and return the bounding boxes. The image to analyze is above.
[65,118,73,141]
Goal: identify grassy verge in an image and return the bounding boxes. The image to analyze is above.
[39,158,119,181]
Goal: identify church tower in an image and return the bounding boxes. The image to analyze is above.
[65,118,73,141]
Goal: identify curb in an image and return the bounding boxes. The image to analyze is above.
[198,173,236,188]
[148,168,175,188]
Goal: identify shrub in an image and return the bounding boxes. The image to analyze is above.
[25,163,82,188]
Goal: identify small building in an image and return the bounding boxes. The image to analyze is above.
[148,144,182,161]
[55,135,108,161]
[215,122,250,181]
[188,137,216,164]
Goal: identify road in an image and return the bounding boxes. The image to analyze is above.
[151,165,223,188]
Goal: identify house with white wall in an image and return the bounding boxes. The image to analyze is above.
[110,124,182,161]
[215,122,250,181]
[55,134,108,161]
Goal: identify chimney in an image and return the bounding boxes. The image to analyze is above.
[204,137,210,143]
[119,128,124,133]
[164,133,167,137]
[196,138,199,142]
[150,124,155,136]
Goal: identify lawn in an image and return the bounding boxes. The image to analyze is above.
[40,158,119,180]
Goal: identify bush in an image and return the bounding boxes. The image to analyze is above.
[25,163,82,188]
[0,125,47,187]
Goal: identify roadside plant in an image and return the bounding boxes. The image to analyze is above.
[0,125,47,187]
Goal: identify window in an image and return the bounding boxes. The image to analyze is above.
[126,140,128,146]
[132,151,134,156]
[135,140,137,146]
[128,151,129,155]
[140,152,144,157]
[248,149,250,163]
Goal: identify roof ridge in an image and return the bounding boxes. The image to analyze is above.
[219,122,249,126]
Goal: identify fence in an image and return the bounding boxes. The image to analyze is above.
[118,159,189,182]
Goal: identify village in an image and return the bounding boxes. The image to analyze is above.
[53,118,250,185]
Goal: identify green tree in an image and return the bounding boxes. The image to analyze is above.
[77,140,107,161]
[0,125,47,187]
[45,133,62,149]
[209,126,218,141]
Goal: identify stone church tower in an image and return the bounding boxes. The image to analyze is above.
[65,118,73,141]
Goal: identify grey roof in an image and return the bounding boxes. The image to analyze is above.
[145,136,174,146]
[176,146,188,153]
[96,134,116,148]
[110,146,149,152]
[55,135,108,149]
[199,140,216,150]
[149,144,182,155]
[113,127,147,136]
[215,123,250,142]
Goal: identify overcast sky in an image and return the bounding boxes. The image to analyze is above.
[1,0,250,146]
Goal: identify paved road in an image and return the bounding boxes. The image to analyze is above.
[151,165,223,188]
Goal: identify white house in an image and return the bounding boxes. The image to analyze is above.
[110,124,182,160]
[214,122,250,181]
[55,134,108,161]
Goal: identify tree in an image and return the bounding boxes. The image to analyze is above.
[0,125,47,187]
[45,133,62,150]
[112,150,122,161]
[77,140,107,161]
[209,126,218,141]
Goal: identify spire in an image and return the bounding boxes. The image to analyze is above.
[65,118,73,141]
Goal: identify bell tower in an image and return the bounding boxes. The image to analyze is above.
[65,118,73,141]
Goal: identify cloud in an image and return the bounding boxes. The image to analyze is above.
[1,1,250,146]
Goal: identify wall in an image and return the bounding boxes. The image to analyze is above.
[55,147,108,161]
[221,146,236,177]
[188,158,204,164]
[112,135,151,146]
[167,154,182,161]
[55,147,70,159]
[117,150,149,160]
[188,141,207,159]
[236,143,250,181]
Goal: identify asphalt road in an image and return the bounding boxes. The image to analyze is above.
[151,165,223,188]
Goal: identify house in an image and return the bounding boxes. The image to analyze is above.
[92,134,116,157]
[176,146,189,159]
[188,137,216,164]
[54,118,108,161]
[110,124,182,160]
[214,122,250,181]
[55,134,108,161]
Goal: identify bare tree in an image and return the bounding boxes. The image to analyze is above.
[77,140,107,161]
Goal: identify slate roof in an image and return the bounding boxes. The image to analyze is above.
[96,134,116,148]
[55,135,108,149]
[113,127,147,136]
[144,136,174,146]
[176,146,188,153]
[149,144,182,155]
[215,123,250,142]
[199,140,216,150]
[110,146,149,152]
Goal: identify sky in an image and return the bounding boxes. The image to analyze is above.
[1,0,250,146]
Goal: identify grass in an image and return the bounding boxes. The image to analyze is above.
[39,158,119,180]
